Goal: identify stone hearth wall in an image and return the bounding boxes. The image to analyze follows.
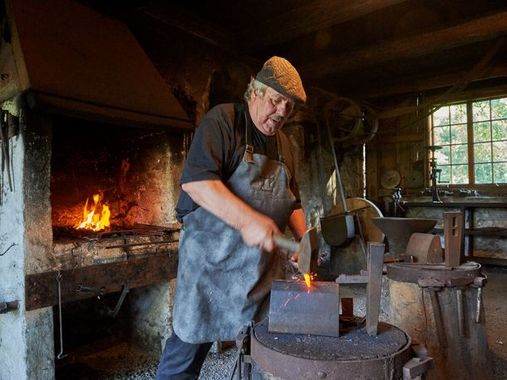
[0,107,54,379]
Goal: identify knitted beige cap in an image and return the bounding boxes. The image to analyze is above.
[256,56,307,104]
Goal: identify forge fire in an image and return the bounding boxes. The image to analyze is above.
[75,193,111,232]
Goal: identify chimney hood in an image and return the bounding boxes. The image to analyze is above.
[0,0,193,130]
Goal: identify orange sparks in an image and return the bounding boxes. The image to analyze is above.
[75,193,111,232]
[304,273,312,288]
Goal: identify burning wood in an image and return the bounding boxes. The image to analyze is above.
[75,193,111,232]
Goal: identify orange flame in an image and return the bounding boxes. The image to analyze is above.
[75,193,111,231]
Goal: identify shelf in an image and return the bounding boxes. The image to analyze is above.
[471,257,507,267]
[404,201,507,208]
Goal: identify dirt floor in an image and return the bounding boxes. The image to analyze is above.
[483,265,507,379]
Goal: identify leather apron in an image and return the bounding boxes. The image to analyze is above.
[173,118,297,344]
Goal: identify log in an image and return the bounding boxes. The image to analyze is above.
[406,233,443,264]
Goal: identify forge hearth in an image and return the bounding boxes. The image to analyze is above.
[51,117,182,234]
[0,0,194,378]
[0,107,185,379]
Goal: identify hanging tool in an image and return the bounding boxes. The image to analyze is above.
[319,114,355,246]
[418,278,448,355]
[0,111,12,205]
[472,276,487,323]
[455,287,466,336]
[107,285,129,318]
[56,272,68,360]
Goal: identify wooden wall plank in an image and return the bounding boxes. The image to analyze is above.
[25,253,177,311]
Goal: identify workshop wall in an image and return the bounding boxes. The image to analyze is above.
[366,105,428,214]
[368,92,507,260]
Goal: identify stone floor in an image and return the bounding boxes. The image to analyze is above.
[57,265,507,380]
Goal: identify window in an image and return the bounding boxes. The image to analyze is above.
[430,96,507,185]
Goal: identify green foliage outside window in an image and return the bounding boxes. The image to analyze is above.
[431,96,507,185]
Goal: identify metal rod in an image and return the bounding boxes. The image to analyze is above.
[108,285,130,318]
[355,213,368,263]
[56,272,68,360]
[456,288,465,336]
[366,242,385,336]
[105,240,177,249]
[325,120,348,213]
[475,287,483,323]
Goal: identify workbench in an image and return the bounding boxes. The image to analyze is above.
[402,198,507,266]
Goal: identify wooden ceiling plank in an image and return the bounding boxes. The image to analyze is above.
[362,64,507,99]
[378,38,506,118]
[138,3,233,51]
[378,82,507,120]
[241,0,408,50]
[303,11,507,80]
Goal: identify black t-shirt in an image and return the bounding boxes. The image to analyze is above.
[175,102,301,222]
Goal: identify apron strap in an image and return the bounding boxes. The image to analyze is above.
[275,131,284,163]
[242,109,285,164]
[243,110,255,164]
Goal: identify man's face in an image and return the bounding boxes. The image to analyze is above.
[249,86,295,136]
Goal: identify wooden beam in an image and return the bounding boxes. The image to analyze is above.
[137,3,234,51]
[378,134,424,144]
[303,11,507,80]
[377,38,506,119]
[377,80,507,120]
[25,253,178,311]
[240,0,408,50]
[362,64,507,100]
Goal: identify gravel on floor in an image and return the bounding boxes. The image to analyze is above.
[79,344,239,380]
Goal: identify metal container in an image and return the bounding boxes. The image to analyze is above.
[250,319,412,380]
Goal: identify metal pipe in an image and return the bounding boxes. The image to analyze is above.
[0,300,19,314]
[456,288,465,336]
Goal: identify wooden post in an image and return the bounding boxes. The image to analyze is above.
[444,212,464,267]
[366,242,385,336]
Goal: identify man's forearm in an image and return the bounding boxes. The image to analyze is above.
[288,208,307,240]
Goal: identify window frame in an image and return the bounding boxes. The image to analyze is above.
[429,95,507,191]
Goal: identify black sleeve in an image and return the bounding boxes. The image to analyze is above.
[180,107,235,184]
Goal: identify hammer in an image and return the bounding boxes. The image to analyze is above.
[273,227,318,274]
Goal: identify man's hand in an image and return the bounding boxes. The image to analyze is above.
[239,213,281,252]
[182,179,281,251]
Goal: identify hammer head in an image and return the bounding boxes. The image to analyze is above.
[296,227,319,274]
